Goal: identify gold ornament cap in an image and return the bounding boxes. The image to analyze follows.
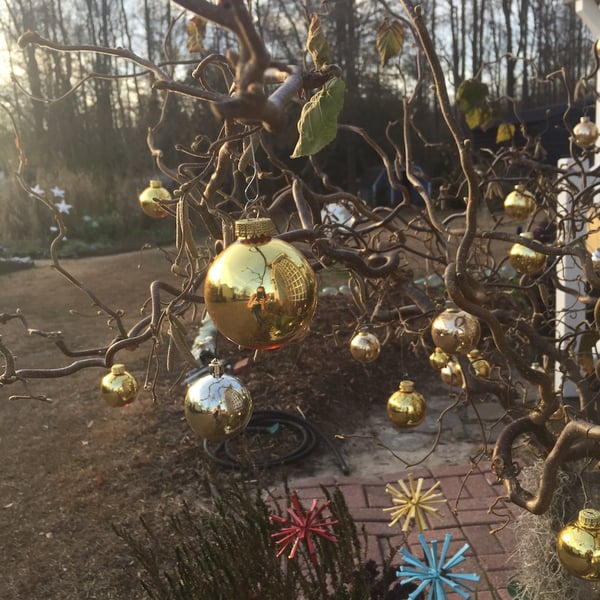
[578,508,600,528]
[110,363,126,375]
[399,380,415,392]
[235,218,276,241]
[148,179,163,188]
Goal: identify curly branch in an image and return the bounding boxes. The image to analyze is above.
[493,418,600,514]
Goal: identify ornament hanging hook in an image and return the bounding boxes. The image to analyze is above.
[243,135,259,213]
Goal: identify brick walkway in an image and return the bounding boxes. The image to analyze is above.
[279,464,521,599]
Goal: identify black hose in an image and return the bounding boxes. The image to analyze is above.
[202,409,351,475]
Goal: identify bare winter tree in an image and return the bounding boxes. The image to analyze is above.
[3,0,600,539]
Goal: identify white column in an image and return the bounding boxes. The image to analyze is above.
[555,160,587,398]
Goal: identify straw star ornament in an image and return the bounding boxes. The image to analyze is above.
[396,532,480,599]
[384,472,446,532]
[269,491,339,565]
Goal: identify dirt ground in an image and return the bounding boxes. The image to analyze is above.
[0,250,494,599]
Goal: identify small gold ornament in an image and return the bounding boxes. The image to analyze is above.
[138,179,171,218]
[573,116,599,148]
[430,305,481,355]
[503,185,536,220]
[509,231,546,275]
[467,349,491,378]
[100,364,139,407]
[428,347,449,371]
[204,218,318,350]
[383,472,446,532]
[440,360,463,386]
[386,380,426,428]
[350,327,381,363]
[556,508,600,580]
[184,359,253,441]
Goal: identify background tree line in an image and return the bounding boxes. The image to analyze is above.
[0,0,594,245]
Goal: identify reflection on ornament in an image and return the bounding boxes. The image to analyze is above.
[573,116,599,148]
[467,349,491,378]
[509,231,546,275]
[387,380,426,428]
[440,360,463,386]
[350,327,381,363]
[184,359,253,441]
[556,508,600,580]
[431,306,480,355]
[204,218,318,350]
[429,347,449,371]
[138,179,171,218]
[100,364,139,407]
[503,185,536,220]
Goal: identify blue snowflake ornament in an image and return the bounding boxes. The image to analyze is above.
[396,533,480,600]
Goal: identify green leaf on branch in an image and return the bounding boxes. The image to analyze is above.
[457,79,489,114]
[496,121,516,143]
[306,13,330,69]
[291,76,345,158]
[376,18,404,66]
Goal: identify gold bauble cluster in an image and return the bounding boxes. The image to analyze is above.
[100,364,139,407]
[204,218,318,350]
[429,305,490,386]
[184,359,253,441]
[138,179,171,218]
[556,508,600,580]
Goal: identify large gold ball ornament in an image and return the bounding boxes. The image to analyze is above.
[556,508,600,580]
[430,306,481,355]
[386,380,426,428]
[467,349,491,378]
[429,347,449,371]
[204,218,318,350]
[350,327,381,363]
[184,359,253,441]
[138,179,171,218]
[573,116,599,148]
[509,231,546,275]
[100,364,139,407]
[503,185,536,220]
[440,360,463,386]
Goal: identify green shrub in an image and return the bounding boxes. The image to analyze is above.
[115,478,413,599]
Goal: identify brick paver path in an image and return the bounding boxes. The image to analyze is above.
[279,464,521,599]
